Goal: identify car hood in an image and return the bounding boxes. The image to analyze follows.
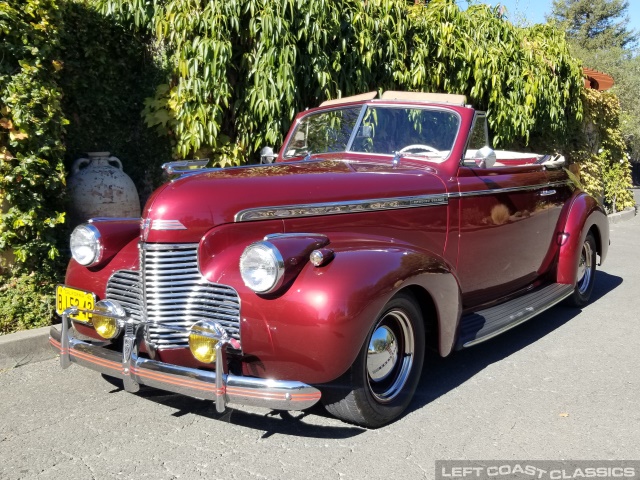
[142,157,447,242]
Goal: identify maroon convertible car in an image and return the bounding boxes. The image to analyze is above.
[51,91,608,427]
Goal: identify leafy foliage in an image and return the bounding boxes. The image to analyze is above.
[96,0,584,163]
[548,0,636,203]
[0,273,57,334]
[569,89,634,211]
[549,0,640,165]
[96,0,411,165]
[550,0,638,50]
[0,0,68,276]
[58,0,172,201]
[403,1,583,151]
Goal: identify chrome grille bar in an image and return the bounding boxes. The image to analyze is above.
[106,270,143,322]
[105,243,241,349]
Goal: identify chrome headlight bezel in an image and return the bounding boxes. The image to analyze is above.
[70,223,103,266]
[239,241,285,294]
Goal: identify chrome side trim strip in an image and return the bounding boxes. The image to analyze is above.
[263,233,329,241]
[547,180,569,188]
[150,219,187,230]
[140,242,195,251]
[450,181,568,198]
[234,181,569,222]
[235,194,449,222]
[88,217,140,223]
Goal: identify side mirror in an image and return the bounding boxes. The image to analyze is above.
[470,146,496,168]
[260,146,277,164]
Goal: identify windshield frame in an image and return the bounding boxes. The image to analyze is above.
[281,102,463,163]
[281,104,366,160]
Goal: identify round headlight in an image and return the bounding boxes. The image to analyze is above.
[239,241,284,293]
[92,300,125,339]
[70,224,103,266]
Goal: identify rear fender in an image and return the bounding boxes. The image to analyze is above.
[557,193,609,285]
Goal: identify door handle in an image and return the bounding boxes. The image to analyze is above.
[539,190,556,197]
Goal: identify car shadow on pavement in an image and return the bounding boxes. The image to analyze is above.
[108,271,620,436]
[103,368,366,439]
[104,376,365,438]
[129,389,365,438]
[405,270,622,417]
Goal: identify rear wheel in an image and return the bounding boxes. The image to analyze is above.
[322,293,425,428]
[566,231,597,307]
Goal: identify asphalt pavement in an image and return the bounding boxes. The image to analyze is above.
[0,196,638,479]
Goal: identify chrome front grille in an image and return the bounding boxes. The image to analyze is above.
[106,270,143,322]
[105,243,241,349]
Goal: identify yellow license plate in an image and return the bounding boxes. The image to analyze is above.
[56,285,95,323]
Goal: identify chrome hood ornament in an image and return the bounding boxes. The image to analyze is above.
[161,159,209,175]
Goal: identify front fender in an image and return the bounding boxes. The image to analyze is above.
[234,243,460,384]
[65,235,141,342]
[557,193,609,285]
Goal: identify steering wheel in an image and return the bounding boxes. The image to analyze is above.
[398,144,439,155]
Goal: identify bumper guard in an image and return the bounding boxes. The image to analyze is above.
[49,308,321,412]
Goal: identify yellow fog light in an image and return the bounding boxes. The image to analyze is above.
[189,331,219,363]
[92,300,125,339]
[188,321,228,364]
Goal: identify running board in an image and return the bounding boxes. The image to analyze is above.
[456,283,574,349]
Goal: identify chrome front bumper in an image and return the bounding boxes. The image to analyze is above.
[49,309,321,412]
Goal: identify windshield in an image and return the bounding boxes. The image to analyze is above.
[282,105,460,161]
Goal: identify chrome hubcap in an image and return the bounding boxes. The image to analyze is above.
[367,325,398,381]
[366,310,414,403]
[576,240,593,295]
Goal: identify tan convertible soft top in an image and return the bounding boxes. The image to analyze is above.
[319,90,467,107]
[380,90,467,105]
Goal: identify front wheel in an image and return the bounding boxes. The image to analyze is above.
[321,293,425,428]
[566,231,597,307]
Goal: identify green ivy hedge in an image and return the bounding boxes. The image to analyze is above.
[0,273,57,334]
[59,0,172,201]
[96,0,585,163]
[569,89,634,212]
[0,0,67,274]
[0,0,69,333]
